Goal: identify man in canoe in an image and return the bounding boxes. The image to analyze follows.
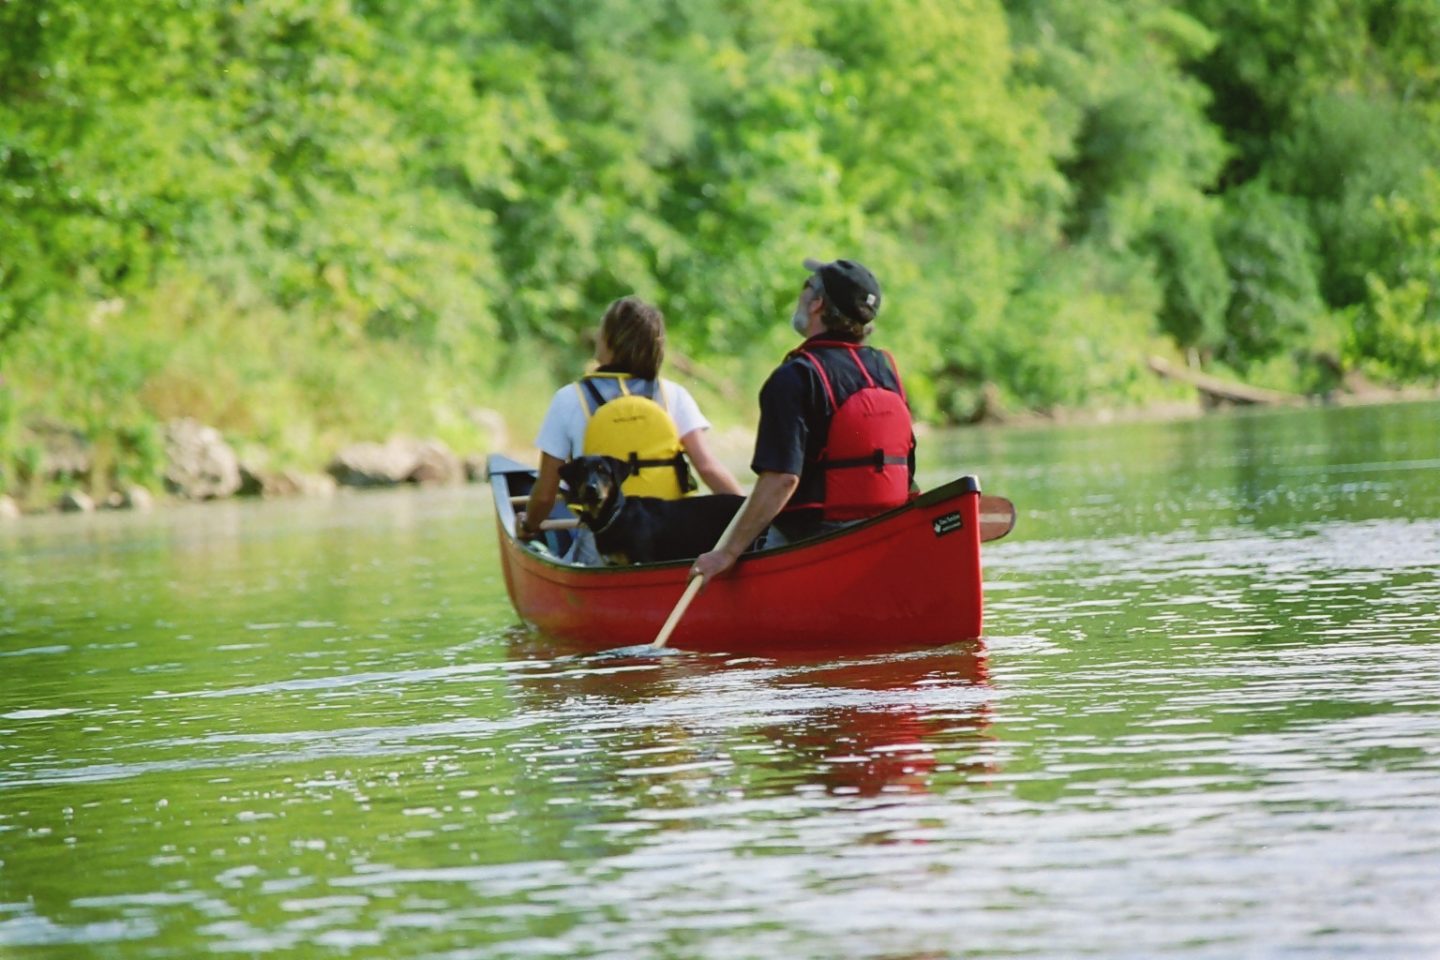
[692,258,915,583]
[520,295,743,562]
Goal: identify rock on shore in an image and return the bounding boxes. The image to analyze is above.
[239,461,338,499]
[164,418,242,500]
[5,421,481,517]
[59,489,96,513]
[106,486,155,511]
[327,438,463,488]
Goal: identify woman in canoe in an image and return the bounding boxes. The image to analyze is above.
[519,296,743,563]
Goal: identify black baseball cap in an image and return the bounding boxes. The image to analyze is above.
[804,258,882,323]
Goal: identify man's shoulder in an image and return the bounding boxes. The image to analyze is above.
[762,355,814,390]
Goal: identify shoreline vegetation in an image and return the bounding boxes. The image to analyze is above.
[3,2,1438,515]
[3,371,1436,521]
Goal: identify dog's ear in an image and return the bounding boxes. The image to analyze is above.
[602,455,631,483]
[557,459,582,494]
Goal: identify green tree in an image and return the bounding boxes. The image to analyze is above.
[1346,170,1440,380]
[1216,182,1323,368]
[1179,0,1440,377]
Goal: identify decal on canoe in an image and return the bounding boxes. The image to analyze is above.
[932,511,964,537]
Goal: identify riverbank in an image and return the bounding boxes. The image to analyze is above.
[6,373,1436,522]
[0,418,497,519]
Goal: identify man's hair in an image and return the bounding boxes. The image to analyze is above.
[600,296,665,380]
[816,289,871,339]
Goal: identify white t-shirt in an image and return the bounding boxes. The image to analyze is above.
[534,377,711,461]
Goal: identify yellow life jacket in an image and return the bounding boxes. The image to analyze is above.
[576,373,696,500]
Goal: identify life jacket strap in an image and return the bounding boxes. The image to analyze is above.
[880,349,908,405]
[580,378,607,415]
[793,344,907,412]
[793,349,838,413]
[843,348,878,388]
[822,450,910,474]
[624,451,697,494]
[579,375,659,416]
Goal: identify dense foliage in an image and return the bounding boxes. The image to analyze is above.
[2,0,1438,497]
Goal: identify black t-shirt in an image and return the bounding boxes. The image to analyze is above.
[751,334,913,529]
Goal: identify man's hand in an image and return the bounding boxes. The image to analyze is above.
[690,548,738,586]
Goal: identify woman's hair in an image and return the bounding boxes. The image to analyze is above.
[600,296,665,380]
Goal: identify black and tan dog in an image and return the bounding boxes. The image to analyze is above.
[558,455,744,565]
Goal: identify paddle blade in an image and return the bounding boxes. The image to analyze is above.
[590,643,687,660]
[979,495,1016,542]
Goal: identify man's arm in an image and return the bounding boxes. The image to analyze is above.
[690,471,798,584]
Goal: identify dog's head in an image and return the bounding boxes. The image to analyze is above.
[557,455,631,519]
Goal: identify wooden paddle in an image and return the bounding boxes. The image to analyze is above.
[979,495,1017,542]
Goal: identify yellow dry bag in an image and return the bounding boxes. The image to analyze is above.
[576,375,696,500]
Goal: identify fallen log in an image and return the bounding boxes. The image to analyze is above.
[1147,356,1304,407]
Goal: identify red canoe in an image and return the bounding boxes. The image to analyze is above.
[487,454,1010,656]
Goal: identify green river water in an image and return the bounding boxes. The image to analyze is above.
[2,400,1439,958]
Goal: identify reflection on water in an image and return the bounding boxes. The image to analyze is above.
[3,402,1440,957]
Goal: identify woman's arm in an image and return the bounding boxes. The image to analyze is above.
[680,428,745,496]
[520,453,566,539]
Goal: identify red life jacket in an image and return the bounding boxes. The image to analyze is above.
[788,342,914,521]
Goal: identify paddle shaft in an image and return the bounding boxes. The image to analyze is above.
[650,575,704,649]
